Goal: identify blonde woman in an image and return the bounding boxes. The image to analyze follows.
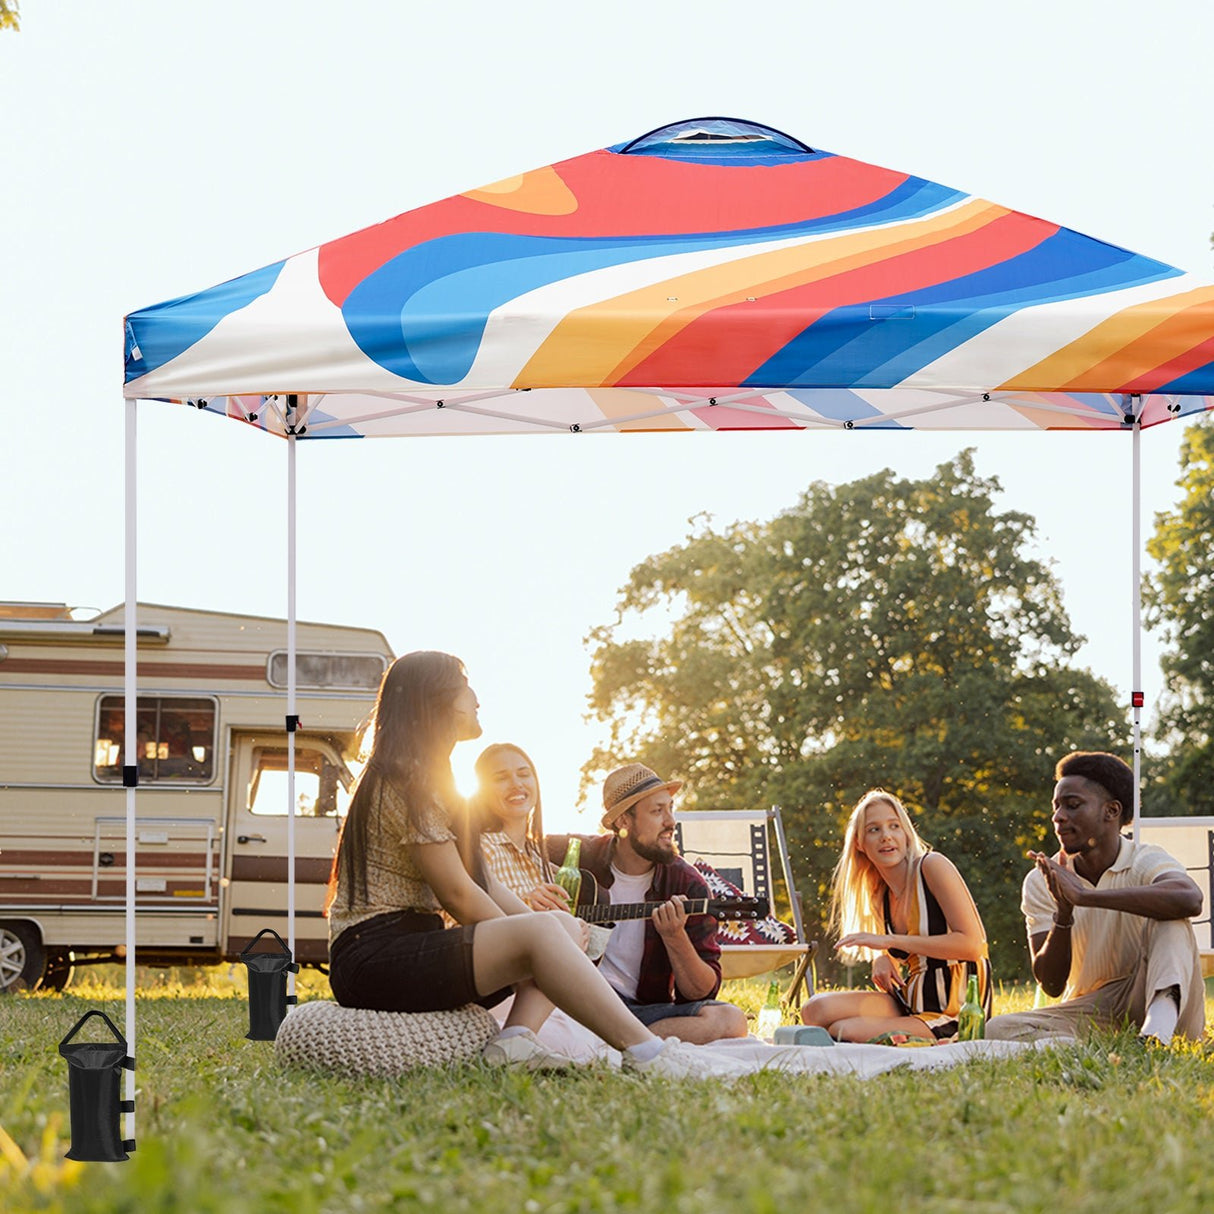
[800,789,992,1043]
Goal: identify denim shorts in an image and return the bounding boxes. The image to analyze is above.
[329,909,510,1013]
[618,994,726,1026]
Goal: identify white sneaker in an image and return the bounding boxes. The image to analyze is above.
[482,1030,577,1071]
[624,1038,751,1080]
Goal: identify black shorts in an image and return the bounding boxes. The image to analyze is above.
[329,909,510,1013]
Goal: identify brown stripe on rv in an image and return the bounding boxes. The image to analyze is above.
[0,878,216,898]
[1,850,212,868]
[229,856,332,884]
[0,657,267,680]
[0,878,96,895]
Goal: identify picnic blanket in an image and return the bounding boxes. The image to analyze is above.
[518,1028,1043,1076]
[275,999,1048,1077]
[693,1036,1042,1077]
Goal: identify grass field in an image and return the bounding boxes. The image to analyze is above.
[3,971,1214,1213]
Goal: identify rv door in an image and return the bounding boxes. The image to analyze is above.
[223,733,353,964]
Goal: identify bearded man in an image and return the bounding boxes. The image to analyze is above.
[547,764,748,1043]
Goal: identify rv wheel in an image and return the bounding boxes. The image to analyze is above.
[0,921,45,993]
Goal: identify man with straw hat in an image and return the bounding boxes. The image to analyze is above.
[546,763,748,1044]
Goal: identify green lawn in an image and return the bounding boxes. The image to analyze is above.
[3,972,1214,1213]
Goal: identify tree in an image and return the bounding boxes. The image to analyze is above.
[1143,416,1214,814]
[585,451,1125,980]
[0,2,19,33]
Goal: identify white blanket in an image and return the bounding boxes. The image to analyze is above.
[694,1035,1043,1077]
[494,975,1056,1077]
[498,1000,1046,1075]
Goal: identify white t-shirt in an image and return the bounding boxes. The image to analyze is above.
[597,866,654,1000]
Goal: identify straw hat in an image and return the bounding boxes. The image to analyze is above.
[601,763,683,831]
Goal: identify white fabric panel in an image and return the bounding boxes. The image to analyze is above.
[901,274,1214,393]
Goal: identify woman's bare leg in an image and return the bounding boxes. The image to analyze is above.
[801,989,935,1041]
[829,1014,935,1042]
[801,989,902,1029]
[472,914,651,1051]
[504,979,555,1033]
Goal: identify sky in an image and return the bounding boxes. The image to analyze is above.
[3,2,1213,831]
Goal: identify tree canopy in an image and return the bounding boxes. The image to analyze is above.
[585,450,1125,979]
[1144,416,1214,815]
[0,2,19,33]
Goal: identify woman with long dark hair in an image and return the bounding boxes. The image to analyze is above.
[326,651,741,1075]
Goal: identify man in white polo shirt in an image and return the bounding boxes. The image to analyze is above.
[987,751,1205,1045]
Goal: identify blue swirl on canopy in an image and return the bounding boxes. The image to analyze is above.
[746,232,1181,389]
[341,176,966,385]
[125,261,285,381]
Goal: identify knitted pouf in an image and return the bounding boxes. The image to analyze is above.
[275,1000,499,1076]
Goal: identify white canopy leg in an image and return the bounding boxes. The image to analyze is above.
[122,397,138,1148]
[1131,405,1143,839]
[286,417,298,1003]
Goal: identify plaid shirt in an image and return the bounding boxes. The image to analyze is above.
[545,832,722,1005]
[481,831,551,900]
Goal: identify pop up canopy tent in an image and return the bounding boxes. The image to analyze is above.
[115,116,1214,1136]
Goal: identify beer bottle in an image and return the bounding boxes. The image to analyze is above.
[554,838,582,910]
[757,979,783,1041]
[957,972,985,1041]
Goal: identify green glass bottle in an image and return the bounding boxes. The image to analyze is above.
[554,838,582,910]
[957,972,985,1041]
[757,979,782,1041]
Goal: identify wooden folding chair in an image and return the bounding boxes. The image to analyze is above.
[674,806,817,1006]
[1138,816,1214,977]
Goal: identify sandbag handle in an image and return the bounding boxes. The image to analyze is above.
[59,1009,127,1051]
[239,928,293,959]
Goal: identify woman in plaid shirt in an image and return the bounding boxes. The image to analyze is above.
[471,742,617,1063]
[471,742,570,912]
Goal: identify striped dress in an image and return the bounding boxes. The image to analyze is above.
[883,853,992,1039]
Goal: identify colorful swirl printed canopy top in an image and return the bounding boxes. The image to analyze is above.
[124,118,1214,437]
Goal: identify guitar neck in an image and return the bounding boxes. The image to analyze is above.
[577,899,711,924]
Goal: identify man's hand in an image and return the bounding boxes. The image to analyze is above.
[524,882,573,912]
[651,894,690,940]
[1028,850,1082,920]
[870,952,906,995]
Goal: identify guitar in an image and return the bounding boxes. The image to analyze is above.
[570,870,768,925]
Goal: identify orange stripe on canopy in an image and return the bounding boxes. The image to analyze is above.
[461,167,579,216]
[1002,284,1214,392]
[516,198,1005,388]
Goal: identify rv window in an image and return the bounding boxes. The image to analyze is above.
[94,696,217,784]
[267,651,387,691]
[248,747,352,818]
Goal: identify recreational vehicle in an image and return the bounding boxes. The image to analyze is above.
[0,601,393,991]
